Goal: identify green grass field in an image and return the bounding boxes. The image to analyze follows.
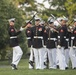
[0,59,76,75]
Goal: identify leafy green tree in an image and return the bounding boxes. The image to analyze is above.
[44,0,76,19]
[65,0,76,19]
[0,0,28,60]
[43,0,68,16]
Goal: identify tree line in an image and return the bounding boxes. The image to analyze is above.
[0,0,76,60]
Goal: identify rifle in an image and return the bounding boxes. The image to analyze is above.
[50,14,62,26]
[50,14,61,47]
[22,12,37,28]
[68,20,74,26]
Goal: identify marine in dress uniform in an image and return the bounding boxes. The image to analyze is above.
[46,18,58,69]
[57,17,68,70]
[69,19,76,69]
[25,21,34,69]
[39,21,48,69]
[8,18,25,70]
[32,17,46,69]
[64,31,70,69]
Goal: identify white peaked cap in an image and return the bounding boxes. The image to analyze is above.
[48,17,52,22]
[48,18,55,23]
[8,18,15,22]
[39,21,45,25]
[57,17,63,21]
[26,20,32,23]
[57,17,68,21]
[74,18,76,22]
[50,19,54,23]
[35,15,41,21]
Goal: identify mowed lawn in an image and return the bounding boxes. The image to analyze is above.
[0,59,76,75]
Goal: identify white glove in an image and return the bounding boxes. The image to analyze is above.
[51,28,53,31]
[73,46,76,49]
[64,36,66,38]
[43,45,46,48]
[66,39,69,41]
[54,38,57,41]
[58,36,60,39]
[57,45,61,49]
[20,27,25,31]
[71,37,74,40]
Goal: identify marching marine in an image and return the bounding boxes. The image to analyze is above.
[69,19,76,69]
[25,20,34,69]
[45,18,58,69]
[31,16,46,69]
[8,18,25,70]
[57,17,68,70]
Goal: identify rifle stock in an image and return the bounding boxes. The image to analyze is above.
[22,13,37,28]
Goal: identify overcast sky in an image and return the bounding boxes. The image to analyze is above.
[36,0,50,8]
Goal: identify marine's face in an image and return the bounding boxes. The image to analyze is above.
[35,20,40,26]
[27,23,32,27]
[61,20,67,25]
[9,21,14,26]
[74,22,76,26]
[49,22,54,28]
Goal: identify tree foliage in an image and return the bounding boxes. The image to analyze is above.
[44,0,76,19]
[0,0,27,60]
[65,0,76,19]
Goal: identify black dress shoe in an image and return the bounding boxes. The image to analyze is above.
[65,67,68,69]
[44,62,47,66]
[57,65,59,69]
[29,61,34,68]
[11,64,18,70]
[73,67,76,69]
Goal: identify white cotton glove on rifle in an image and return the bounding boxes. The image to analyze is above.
[43,45,46,48]
[57,45,61,49]
[66,39,69,41]
[20,27,25,31]
[73,46,76,49]
[71,37,74,40]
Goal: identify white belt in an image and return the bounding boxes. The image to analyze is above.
[58,36,60,39]
[10,36,17,39]
[34,36,43,39]
[27,37,31,39]
[71,37,74,40]
[64,36,66,38]
[66,39,69,41]
[58,36,66,38]
[48,38,56,41]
